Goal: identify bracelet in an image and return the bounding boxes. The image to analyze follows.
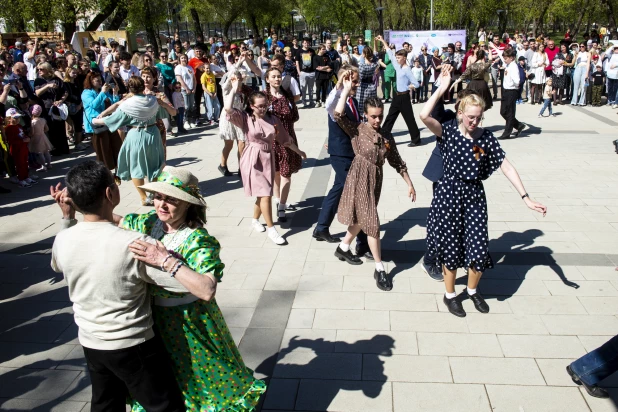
[160,254,173,271]
[521,193,529,199]
[170,260,184,277]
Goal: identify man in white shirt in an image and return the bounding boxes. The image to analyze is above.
[24,38,38,87]
[499,48,525,139]
[50,160,214,412]
[119,51,140,84]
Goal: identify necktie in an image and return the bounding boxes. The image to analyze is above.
[348,97,358,121]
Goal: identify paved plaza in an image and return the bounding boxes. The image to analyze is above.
[1,100,618,411]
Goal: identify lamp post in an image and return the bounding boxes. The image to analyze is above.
[290,10,298,37]
[430,0,434,30]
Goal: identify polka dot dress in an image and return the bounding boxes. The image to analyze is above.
[426,122,505,272]
[122,211,266,411]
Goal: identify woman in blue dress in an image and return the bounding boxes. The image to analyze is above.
[93,76,172,206]
[419,67,547,318]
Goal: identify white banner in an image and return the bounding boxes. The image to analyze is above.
[384,30,467,54]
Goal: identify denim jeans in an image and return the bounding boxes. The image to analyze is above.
[539,98,553,116]
[175,107,185,131]
[204,94,220,121]
[182,91,195,121]
[570,335,618,386]
[571,65,587,105]
[607,78,618,104]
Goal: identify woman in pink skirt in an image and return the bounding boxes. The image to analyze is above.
[224,72,306,245]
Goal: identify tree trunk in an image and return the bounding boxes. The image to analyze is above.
[143,1,159,54]
[572,3,587,37]
[190,8,204,40]
[86,2,118,31]
[62,4,77,42]
[108,2,128,30]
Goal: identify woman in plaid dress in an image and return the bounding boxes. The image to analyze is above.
[357,46,385,116]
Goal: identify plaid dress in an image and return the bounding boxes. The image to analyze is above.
[357,59,379,116]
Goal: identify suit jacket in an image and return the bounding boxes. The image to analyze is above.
[422,111,456,182]
[327,96,358,158]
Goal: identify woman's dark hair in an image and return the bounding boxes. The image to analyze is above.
[246,91,267,115]
[264,67,294,103]
[83,71,102,89]
[140,66,158,87]
[66,160,114,214]
[364,96,383,111]
[362,46,373,60]
[86,49,96,62]
[475,48,485,60]
[128,76,145,94]
[186,204,207,229]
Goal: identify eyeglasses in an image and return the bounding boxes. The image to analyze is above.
[160,55,167,58]
[153,193,180,205]
[462,113,484,123]
[144,59,151,62]
[252,104,268,109]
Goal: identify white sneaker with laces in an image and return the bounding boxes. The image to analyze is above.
[267,227,286,245]
[251,219,266,232]
[18,180,31,188]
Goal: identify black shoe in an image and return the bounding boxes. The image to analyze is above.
[567,365,609,398]
[277,209,287,223]
[498,134,514,140]
[374,269,393,291]
[218,165,233,176]
[407,141,421,147]
[313,229,341,243]
[443,294,466,317]
[334,246,363,265]
[356,244,374,260]
[462,289,490,313]
[515,123,526,137]
[422,261,443,281]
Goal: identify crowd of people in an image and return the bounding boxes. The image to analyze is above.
[3,25,617,410]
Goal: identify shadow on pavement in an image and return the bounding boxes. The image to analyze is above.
[256,335,394,411]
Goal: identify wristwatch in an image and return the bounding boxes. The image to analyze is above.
[521,193,529,199]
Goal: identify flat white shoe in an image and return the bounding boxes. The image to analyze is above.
[267,228,286,245]
[251,219,266,232]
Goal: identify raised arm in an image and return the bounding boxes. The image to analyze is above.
[419,66,452,137]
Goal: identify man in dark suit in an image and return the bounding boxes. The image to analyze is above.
[313,64,372,260]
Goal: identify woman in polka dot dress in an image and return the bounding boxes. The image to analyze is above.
[264,66,303,223]
[420,67,547,318]
[118,166,266,410]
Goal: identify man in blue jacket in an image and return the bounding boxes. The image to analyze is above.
[313,64,371,261]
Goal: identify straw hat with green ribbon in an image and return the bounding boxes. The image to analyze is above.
[140,166,206,206]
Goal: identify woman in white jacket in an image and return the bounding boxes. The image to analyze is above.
[529,44,548,104]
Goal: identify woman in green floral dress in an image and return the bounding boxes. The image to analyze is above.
[117,165,266,411]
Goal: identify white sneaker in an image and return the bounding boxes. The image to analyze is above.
[251,219,266,232]
[36,165,48,172]
[9,176,19,184]
[267,227,286,245]
[184,122,191,130]
[25,177,38,185]
[18,180,31,188]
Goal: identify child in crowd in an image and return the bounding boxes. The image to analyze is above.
[411,59,424,103]
[28,105,52,171]
[201,64,220,125]
[172,83,187,134]
[517,56,528,104]
[4,108,36,188]
[591,63,605,106]
[538,78,555,117]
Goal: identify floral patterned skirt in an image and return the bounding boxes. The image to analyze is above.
[131,298,266,411]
